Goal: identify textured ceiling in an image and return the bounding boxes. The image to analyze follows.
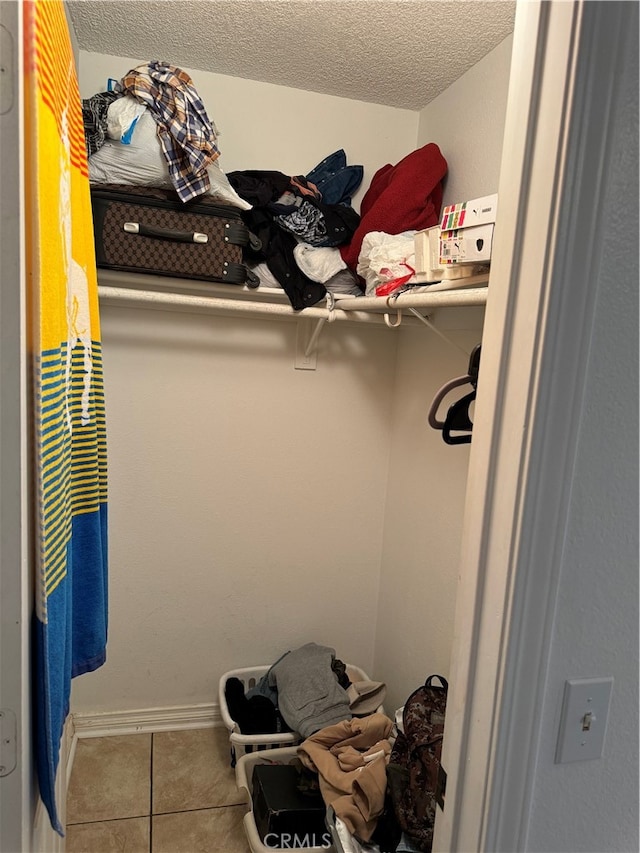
[67,0,516,110]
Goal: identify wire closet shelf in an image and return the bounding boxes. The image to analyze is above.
[96,270,489,327]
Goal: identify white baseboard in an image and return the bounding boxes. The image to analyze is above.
[71,702,223,739]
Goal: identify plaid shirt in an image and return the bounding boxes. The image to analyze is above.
[118,62,220,203]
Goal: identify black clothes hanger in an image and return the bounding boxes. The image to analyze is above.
[429,344,481,444]
[443,390,476,444]
[428,374,471,429]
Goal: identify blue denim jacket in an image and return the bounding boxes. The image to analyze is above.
[306,149,364,206]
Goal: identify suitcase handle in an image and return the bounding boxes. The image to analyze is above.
[123,221,208,244]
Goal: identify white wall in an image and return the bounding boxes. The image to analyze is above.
[525,15,639,851]
[370,30,514,715]
[374,313,483,714]
[418,35,513,207]
[71,309,398,712]
[78,51,419,209]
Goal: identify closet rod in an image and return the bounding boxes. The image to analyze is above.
[97,284,489,323]
[97,285,390,324]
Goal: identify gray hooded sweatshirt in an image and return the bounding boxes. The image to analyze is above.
[268,642,352,738]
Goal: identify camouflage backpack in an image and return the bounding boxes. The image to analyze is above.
[387,675,448,852]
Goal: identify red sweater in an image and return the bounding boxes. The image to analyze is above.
[340,142,448,272]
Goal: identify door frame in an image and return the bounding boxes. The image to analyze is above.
[435,1,635,850]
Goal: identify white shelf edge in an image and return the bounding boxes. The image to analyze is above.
[96,269,489,321]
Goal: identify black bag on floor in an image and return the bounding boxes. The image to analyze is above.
[387,675,448,852]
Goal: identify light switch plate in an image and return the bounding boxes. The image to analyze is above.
[555,676,613,764]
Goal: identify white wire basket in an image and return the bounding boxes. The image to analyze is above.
[218,662,376,763]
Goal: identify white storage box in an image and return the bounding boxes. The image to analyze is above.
[236,747,336,853]
[439,223,494,265]
[413,225,444,282]
[219,663,378,762]
[413,227,484,282]
[439,192,498,231]
[438,192,498,267]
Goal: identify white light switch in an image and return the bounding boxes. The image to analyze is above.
[555,677,613,764]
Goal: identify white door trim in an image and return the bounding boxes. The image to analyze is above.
[435,1,634,850]
[0,1,30,852]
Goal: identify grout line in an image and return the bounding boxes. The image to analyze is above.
[65,803,244,830]
[149,732,154,851]
[66,815,149,827]
[152,804,247,817]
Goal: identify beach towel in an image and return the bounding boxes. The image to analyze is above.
[25,0,108,834]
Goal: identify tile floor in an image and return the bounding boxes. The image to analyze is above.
[65,726,251,852]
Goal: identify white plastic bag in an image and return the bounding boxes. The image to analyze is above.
[294,243,346,283]
[357,231,417,296]
[88,109,252,210]
[106,95,146,144]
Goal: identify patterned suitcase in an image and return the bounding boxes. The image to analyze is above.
[91,184,259,286]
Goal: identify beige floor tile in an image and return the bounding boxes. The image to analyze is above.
[152,805,250,853]
[66,816,150,852]
[152,727,244,814]
[67,734,152,823]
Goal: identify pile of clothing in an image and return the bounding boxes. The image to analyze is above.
[298,712,394,848]
[82,64,449,309]
[227,161,365,309]
[228,143,450,307]
[227,643,396,850]
[82,61,251,210]
[224,642,386,739]
[350,143,448,297]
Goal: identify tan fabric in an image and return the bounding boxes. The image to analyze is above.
[297,713,393,841]
[333,742,390,772]
[346,680,387,716]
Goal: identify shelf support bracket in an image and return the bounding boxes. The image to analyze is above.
[294,293,336,370]
[407,307,471,357]
[295,318,320,370]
